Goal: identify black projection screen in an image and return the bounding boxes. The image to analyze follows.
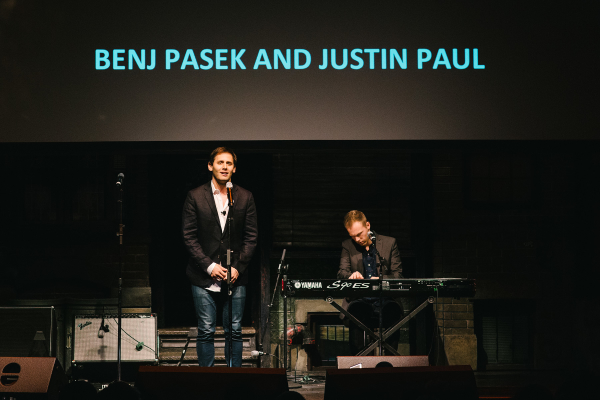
[1,1,597,142]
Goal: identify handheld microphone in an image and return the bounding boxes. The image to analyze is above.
[226,182,234,206]
[251,350,267,357]
[368,231,376,242]
[98,316,109,338]
[116,173,124,186]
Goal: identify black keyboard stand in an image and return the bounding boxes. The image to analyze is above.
[325,295,435,356]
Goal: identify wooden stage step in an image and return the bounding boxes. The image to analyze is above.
[158,326,258,367]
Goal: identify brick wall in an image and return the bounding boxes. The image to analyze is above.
[0,154,151,308]
[431,149,599,370]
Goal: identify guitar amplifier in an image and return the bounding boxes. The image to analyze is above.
[73,314,157,362]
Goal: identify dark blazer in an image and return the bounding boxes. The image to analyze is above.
[337,233,403,317]
[337,233,403,280]
[182,182,258,288]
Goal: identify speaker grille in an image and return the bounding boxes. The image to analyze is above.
[73,314,157,362]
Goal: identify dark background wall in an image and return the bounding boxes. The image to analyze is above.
[0,141,598,372]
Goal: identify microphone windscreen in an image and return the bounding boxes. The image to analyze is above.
[226,182,233,188]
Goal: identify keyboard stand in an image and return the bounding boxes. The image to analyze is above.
[325,296,435,356]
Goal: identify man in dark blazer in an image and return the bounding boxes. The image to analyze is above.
[337,210,404,355]
[182,147,258,367]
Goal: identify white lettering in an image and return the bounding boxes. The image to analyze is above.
[300,282,322,289]
[327,280,341,289]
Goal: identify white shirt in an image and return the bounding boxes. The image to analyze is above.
[205,181,230,292]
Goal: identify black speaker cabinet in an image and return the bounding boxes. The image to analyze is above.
[337,355,429,369]
[0,357,67,398]
[325,365,478,400]
[0,307,56,358]
[137,366,289,400]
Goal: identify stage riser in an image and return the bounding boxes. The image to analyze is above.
[137,366,288,400]
[325,365,478,400]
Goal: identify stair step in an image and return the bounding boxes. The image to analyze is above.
[161,340,254,348]
[159,349,259,367]
[158,326,259,367]
[159,327,256,336]
[159,349,257,361]
[159,327,256,349]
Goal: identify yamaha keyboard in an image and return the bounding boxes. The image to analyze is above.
[286,278,475,298]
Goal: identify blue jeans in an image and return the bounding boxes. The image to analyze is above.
[191,284,246,367]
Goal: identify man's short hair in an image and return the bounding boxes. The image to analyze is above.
[344,210,367,228]
[209,147,237,166]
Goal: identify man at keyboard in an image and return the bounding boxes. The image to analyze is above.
[337,210,404,355]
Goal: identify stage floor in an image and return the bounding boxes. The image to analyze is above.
[288,369,567,400]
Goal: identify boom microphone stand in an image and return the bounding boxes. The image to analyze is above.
[268,250,286,369]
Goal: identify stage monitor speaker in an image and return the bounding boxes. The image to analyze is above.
[73,314,157,362]
[337,355,429,369]
[325,365,477,400]
[0,357,67,398]
[137,366,289,400]
[0,307,56,358]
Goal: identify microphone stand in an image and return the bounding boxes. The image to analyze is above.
[267,250,286,369]
[116,175,125,381]
[226,194,233,367]
[278,261,300,387]
[281,261,289,371]
[377,261,384,356]
[371,235,387,356]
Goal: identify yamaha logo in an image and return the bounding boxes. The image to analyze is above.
[294,281,323,289]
